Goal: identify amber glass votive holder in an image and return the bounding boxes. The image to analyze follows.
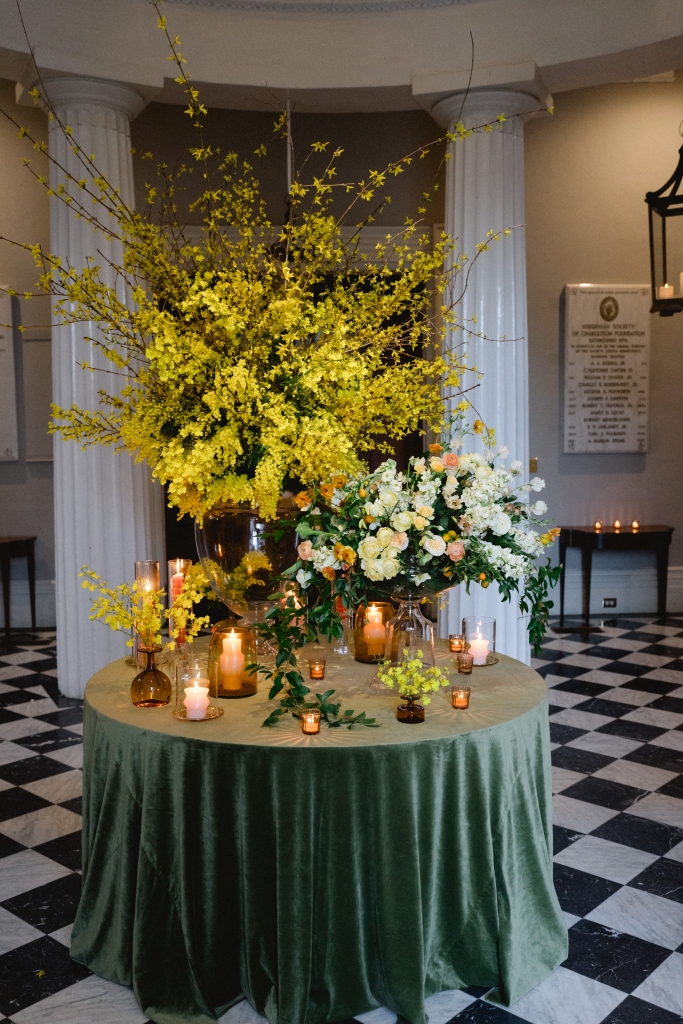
[449,633,466,653]
[451,685,471,709]
[457,652,473,674]
[301,708,321,734]
[308,658,326,680]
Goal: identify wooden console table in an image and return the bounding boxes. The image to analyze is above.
[558,525,674,628]
[0,536,37,637]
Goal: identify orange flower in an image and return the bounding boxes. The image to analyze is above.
[473,420,485,435]
[322,566,336,581]
[320,483,335,501]
[359,487,367,498]
[294,491,311,509]
[428,443,443,454]
[443,452,460,469]
[331,474,347,489]
[549,527,561,539]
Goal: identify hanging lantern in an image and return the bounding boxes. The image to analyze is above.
[645,143,683,316]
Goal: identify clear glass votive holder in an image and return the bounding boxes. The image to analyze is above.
[301,708,321,734]
[457,652,473,674]
[462,615,497,666]
[449,633,466,653]
[451,685,471,709]
[308,657,326,680]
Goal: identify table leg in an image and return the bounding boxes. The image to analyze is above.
[559,535,568,628]
[581,545,593,628]
[26,544,36,630]
[1,557,10,637]
[656,541,670,619]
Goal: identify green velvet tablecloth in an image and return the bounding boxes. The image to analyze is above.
[70,640,566,1024]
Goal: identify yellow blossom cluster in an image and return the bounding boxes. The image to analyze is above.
[377,649,451,706]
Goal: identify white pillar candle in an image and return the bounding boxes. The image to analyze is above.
[658,284,674,299]
[363,605,386,656]
[184,680,210,720]
[469,634,490,666]
[220,631,245,690]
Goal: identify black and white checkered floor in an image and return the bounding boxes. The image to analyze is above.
[0,620,682,1024]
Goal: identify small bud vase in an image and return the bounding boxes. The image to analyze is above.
[396,694,425,724]
[131,646,172,707]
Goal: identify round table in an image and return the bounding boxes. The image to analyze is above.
[70,640,567,1024]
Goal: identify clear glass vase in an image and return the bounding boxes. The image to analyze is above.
[384,599,435,667]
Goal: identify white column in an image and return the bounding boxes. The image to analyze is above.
[433,89,537,664]
[47,78,165,697]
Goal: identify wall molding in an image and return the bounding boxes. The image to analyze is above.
[559,565,683,617]
[0,580,56,629]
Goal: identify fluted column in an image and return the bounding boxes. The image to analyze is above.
[47,78,165,697]
[433,89,537,664]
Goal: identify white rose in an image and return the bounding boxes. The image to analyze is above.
[391,510,413,531]
[378,488,399,509]
[491,511,512,536]
[423,535,446,556]
[296,568,311,589]
[497,446,509,458]
[364,500,384,517]
[509,460,522,473]
[358,536,381,560]
[376,527,395,548]
[530,477,545,492]
[532,500,547,515]
[364,558,387,581]
[381,557,401,579]
[475,466,491,481]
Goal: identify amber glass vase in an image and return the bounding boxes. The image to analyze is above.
[396,695,425,724]
[131,646,172,707]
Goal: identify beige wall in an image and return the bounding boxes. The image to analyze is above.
[525,74,683,584]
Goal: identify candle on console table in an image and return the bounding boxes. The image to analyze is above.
[220,631,244,690]
[469,634,489,666]
[659,284,674,299]
[184,679,210,720]
[613,520,621,530]
[632,520,640,529]
[363,605,386,656]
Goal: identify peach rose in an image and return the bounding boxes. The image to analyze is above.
[447,541,465,562]
[390,531,409,551]
[443,452,460,469]
[297,540,313,561]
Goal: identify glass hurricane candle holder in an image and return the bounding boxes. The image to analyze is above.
[462,616,496,667]
[172,652,224,721]
[457,652,473,674]
[167,558,192,643]
[451,685,471,709]
[353,602,394,663]
[449,633,466,653]
[308,657,326,680]
[208,624,258,698]
[301,708,321,734]
[131,646,172,707]
[134,560,161,668]
[386,599,435,667]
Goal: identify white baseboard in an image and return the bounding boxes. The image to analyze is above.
[559,565,683,616]
[0,579,56,629]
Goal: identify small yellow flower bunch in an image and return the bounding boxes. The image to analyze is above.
[540,527,562,546]
[377,649,451,706]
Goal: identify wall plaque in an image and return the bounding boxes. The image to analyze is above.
[0,289,18,462]
[564,284,650,454]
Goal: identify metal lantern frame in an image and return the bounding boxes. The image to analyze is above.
[646,142,683,316]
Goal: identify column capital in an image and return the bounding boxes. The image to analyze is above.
[18,75,148,121]
[431,89,542,135]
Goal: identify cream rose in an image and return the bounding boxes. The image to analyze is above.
[364,558,387,581]
[378,487,399,509]
[416,505,434,519]
[447,541,465,562]
[297,540,313,561]
[413,516,427,531]
[381,557,401,579]
[376,527,395,548]
[389,530,409,551]
[422,535,446,557]
[358,536,381,560]
[429,457,444,473]
[391,510,413,531]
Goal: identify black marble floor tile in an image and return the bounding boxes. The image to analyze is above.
[14,729,82,755]
[34,830,82,871]
[564,918,671,993]
[36,706,83,728]
[0,935,90,1017]
[59,796,82,815]
[0,707,25,726]
[552,678,613,697]
[597,720,667,743]
[539,662,588,679]
[442,1002,520,1023]
[0,833,26,859]
[553,824,583,854]
[658,775,683,799]
[0,787,51,823]
[560,776,647,812]
[601,995,683,1024]
[549,723,588,745]
[1,872,82,933]
[0,756,72,787]
[628,857,683,904]
[648,694,683,715]
[622,678,680,695]
[552,863,622,917]
[604,662,657,678]
[574,697,635,719]
[591,812,683,856]
[625,744,683,774]
[551,745,615,774]
[0,689,42,708]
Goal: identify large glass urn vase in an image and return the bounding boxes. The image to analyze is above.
[195,498,298,654]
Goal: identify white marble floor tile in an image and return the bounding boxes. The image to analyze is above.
[0,718,57,742]
[0,804,82,847]
[46,744,83,769]
[627,792,683,830]
[423,990,477,1023]
[64,722,84,736]
[12,975,148,1024]
[573,670,636,687]
[542,639,595,654]
[354,1007,397,1024]
[619,652,675,668]
[552,794,619,834]
[219,999,268,1024]
[11,697,60,718]
[22,769,82,803]
[621,706,683,730]
[595,638,651,652]
[0,850,72,901]
[592,759,678,791]
[553,834,658,884]
[552,767,586,794]
[546,690,588,709]
[595,687,656,707]
[555,654,615,671]
[503,965,626,1024]
[586,886,683,950]
[531,658,550,670]
[647,635,683,648]
[0,651,53,665]
[41,667,59,678]
[549,708,615,731]
[549,742,560,751]
[634,624,683,636]
[0,906,43,955]
[665,840,683,864]
[566,731,644,758]
[24,684,49,697]
[0,777,15,793]
[632,952,683,1016]
[0,740,36,765]
[543,674,572,689]
[0,682,19,694]
[563,911,581,929]
[650,730,683,752]
[667,685,683,698]
[49,923,73,947]
[641,667,683,684]
[0,665,36,681]
[591,627,631,638]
